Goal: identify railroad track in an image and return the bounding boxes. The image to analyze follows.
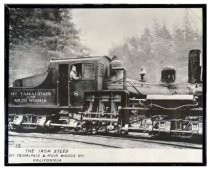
[92,134,202,149]
[8,131,202,149]
[58,129,203,149]
[8,132,121,148]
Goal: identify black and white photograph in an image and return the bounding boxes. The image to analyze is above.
[4,4,206,165]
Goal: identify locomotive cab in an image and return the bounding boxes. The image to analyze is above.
[51,56,111,106]
[10,56,111,107]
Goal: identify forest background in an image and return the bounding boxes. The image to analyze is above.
[8,8,202,84]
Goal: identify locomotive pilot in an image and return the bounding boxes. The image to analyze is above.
[70,65,81,80]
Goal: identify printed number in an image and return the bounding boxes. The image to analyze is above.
[15,143,21,148]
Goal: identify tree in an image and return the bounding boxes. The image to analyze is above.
[109,28,155,81]
[9,8,83,53]
[109,18,202,83]
[172,25,202,82]
[152,22,174,81]
[8,8,89,83]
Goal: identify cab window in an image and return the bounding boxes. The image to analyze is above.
[69,63,82,79]
[98,63,104,76]
[82,63,95,80]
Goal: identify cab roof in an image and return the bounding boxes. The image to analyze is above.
[50,55,111,63]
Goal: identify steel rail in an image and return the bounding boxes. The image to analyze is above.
[91,134,202,149]
[9,132,121,149]
[9,131,202,149]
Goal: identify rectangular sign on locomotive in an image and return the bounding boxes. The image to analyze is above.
[5,4,206,165]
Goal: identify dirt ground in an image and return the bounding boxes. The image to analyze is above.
[8,131,202,149]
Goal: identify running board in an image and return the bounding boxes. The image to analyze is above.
[49,123,81,128]
[83,117,118,122]
[123,126,201,135]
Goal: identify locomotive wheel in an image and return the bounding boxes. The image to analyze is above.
[12,125,23,132]
[150,132,160,138]
[105,127,110,134]
[117,126,122,135]
[82,121,93,134]
[91,128,98,134]
[91,124,100,134]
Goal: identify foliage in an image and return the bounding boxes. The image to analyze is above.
[109,20,202,83]
[8,8,89,83]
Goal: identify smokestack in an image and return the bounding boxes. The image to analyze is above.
[188,49,201,83]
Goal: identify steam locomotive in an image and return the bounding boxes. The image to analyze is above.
[8,49,203,138]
